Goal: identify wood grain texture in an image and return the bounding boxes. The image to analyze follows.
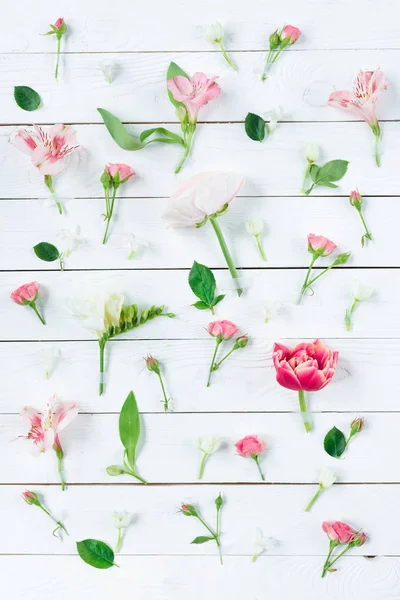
[0,197,394,270]
[1,123,398,199]
[3,413,398,484]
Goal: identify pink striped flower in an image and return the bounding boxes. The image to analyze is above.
[167,73,221,123]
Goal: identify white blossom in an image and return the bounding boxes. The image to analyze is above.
[318,467,336,489]
[245,218,264,237]
[57,226,86,257]
[41,347,61,379]
[351,280,375,302]
[305,142,320,163]
[197,435,222,455]
[263,300,284,323]
[112,511,131,529]
[264,106,287,132]
[71,292,124,337]
[205,22,224,43]
[99,58,116,83]
[120,233,149,260]
[252,528,278,561]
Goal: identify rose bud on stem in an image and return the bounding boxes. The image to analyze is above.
[44,18,68,81]
[22,490,68,538]
[321,521,367,577]
[101,163,135,244]
[197,436,221,480]
[261,25,301,81]
[235,435,266,481]
[344,280,375,331]
[206,321,249,386]
[144,354,172,411]
[349,190,372,247]
[10,282,46,325]
[180,494,224,565]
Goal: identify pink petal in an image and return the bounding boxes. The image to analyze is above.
[167,76,193,102]
[275,361,303,391]
[295,365,326,391]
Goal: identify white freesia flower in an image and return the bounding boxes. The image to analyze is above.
[252,528,278,562]
[121,232,149,260]
[57,226,86,257]
[351,280,375,302]
[305,142,320,163]
[264,107,286,132]
[205,22,224,43]
[112,510,131,529]
[99,58,116,83]
[72,292,124,337]
[318,467,336,489]
[245,218,264,237]
[197,435,222,455]
[42,347,61,379]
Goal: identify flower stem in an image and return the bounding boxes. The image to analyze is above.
[218,41,237,70]
[298,255,317,304]
[56,451,65,491]
[321,541,336,578]
[304,485,322,512]
[306,263,336,287]
[212,346,236,371]
[209,217,242,296]
[55,36,61,81]
[304,183,315,196]
[30,302,46,325]
[39,505,68,536]
[157,372,169,411]
[44,175,63,214]
[357,209,372,247]
[374,132,381,167]
[298,390,312,433]
[175,124,195,174]
[322,544,352,577]
[99,339,106,396]
[115,528,123,553]
[103,185,117,244]
[301,162,311,193]
[261,50,274,81]
[198,452,208,480]
[345,299,358,332]
[207,338,222,387]
[255,235,267,261]
[253,455,265,481]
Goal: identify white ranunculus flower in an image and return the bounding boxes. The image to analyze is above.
[351,280,375,302]
[112,510,131,529]
[99,58,116,83]
[197,435,222,455]
[245,218,264,237]
[305,142,320,163]
[252,528,278,561]
[42,347,61,379]
[205,22,224,43]
[57,226,86,257]
[318,467,336,489]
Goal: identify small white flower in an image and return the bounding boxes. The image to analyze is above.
[57,226,86,257]
[245,218,264,237]
[42,347,61,379]
[305,142,320,163]
[264,106,287,133]
[263,300,284,323]
[351,280,375,302]
[99,58,116,83]
[120,232,149,260]
[112,511,131,529]
[252,528,278,561]
[318,467,336,489]
[197,436,221,455]
[205,22,224,43]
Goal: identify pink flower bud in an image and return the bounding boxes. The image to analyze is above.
[145,354,159,373]
[235,435,266,458]
[234,335,249,349]
[54,17,64,30]
[281,25,301,44]
[105,163,136,184]
[22,490,40,506]
[180,503,197,516]
[307,233,337,257]
[10,282,39,305]
[207,320,238,340]
[349,189,363,207]
[350,416,364,433]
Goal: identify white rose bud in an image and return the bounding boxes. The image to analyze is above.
[197,435,221,455]
[245,218,264,236]
[112,510,131,529]
[99,58,116,83]
[351,280,375,302]
[205,22,224,43]
[318,467,336,489]
[305,142,320,163]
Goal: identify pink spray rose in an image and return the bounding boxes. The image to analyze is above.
[207,320,238,340]
[349,190,372,246]
[281,25,301,44]
[45,18,67,81]
[235,435,266,481]
[328,69,388,167]
[321,521,366,577]
[307,234,337,257]
[273,340,338,433]
[167,73,221,123]
[105,162,135,183]
[101,163,136,244]
[206,321,248,386]
[20,395,78,490]
[350,416,364,432]
[262,24,301,80]
[10,281,45,325]
[349,190,362,207]
[54,17,64,29]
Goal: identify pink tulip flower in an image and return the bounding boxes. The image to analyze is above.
[167,73,221,124]
[207,320,238,340]
[307,234,337,257]
[235,435,266,481]
[101,163,136,244]
[328,69,388,167]
[10,281,45,325]
[321,521,367,577]
[273,339,338,432]
[281,25,301,44]
[20,395,78,491]
[11,124,82,214]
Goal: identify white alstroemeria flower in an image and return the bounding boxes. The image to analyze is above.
[205,22,224,43]
[252,529,278,562]
[263,300,283,324]
[57,226,86,257]
[245,218,264,237]
[72,292,124,337]
[42,347,61,379]
[351,280,375,302]
[264,107,287,133]
[318,466,336,489]
[112,510,132,529]
[99,58,116,83]
[197,435,222,455]
[305,142,320,163]
[120,232,149,260]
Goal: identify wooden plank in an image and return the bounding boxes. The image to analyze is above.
[0,197,393,270]
[0,269,394,341]
[0,484,396,555]
[3,0,399,51]
[3,413,399,483]
[1,555,398,600]
[0,339,398,413]
[1,50,396,124]
[1,123,397,199]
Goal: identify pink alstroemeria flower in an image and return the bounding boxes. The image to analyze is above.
[273,339,338,433]
[328,69,388,167]
[11,124,82,214]
[20,395,78,491]
[167,73,221,124]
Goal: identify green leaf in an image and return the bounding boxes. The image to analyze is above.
[318,181,339,188]
[317,160,349,182]
[192,300,211,311]
[212,294,225,307]
[98,108,143,150]
[188,261,216,306]
[14,86,41,111]
[76,539,116,569]
[140,127,184,146]
[166,62,190,109]
[324,426,347,458]
[309,164,320,183]
[119,391,140,469]
[244,113,266,142]
[33,242,60,262]
[191,536,214,544]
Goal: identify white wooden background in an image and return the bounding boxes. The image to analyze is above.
[2,0,400,598]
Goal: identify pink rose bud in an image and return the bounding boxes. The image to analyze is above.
[281,25,301,44]
[54,17,64,30]
[235,435,266,458]
[234,335,249,349]
[145,354,159,373]
[10,282,39,305]
[322,521,357,544]
[207,320,238,340]
[22,490,40,506]
[353,532,367,546]
[349,189,363,207]
[180,503,197,516]
[350,416,364,434]
[307,233,337,257]
[105,163,136,184]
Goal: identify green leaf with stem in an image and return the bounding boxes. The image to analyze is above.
[33,242,64,271]
[76,539,117,569]
[119,391,140,469]
[244,112,266,142]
